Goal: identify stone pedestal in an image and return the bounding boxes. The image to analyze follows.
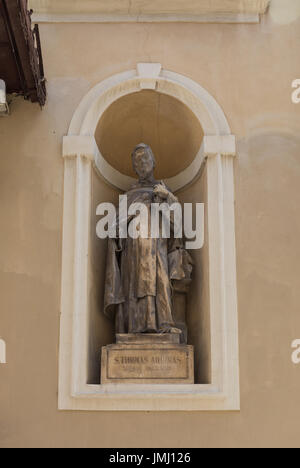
[101,334,194,384]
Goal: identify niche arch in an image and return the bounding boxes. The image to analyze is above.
[60,63,239,411]
[65,64,232,192]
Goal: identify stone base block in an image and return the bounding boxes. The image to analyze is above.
[101,338,194,384]
[116,333,181,345]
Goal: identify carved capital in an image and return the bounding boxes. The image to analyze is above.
[63,135,97,161]
[204,135,236,158]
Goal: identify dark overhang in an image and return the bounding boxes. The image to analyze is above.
[0,0,46,106]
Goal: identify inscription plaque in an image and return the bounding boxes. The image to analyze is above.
[101,342,194,384]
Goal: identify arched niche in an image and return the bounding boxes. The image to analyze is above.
[95,90,204,181]
[59,64,239,411]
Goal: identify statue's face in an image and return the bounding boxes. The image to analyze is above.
[133,147,154,179]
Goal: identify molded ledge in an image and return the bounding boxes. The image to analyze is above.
[29,0,270,24]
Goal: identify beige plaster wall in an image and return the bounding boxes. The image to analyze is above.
[1,10,300,447]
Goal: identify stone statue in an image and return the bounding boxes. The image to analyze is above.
[104,143,193,343]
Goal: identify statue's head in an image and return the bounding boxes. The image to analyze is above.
[132,143,156,180]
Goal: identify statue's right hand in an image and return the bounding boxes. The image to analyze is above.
[153,184,170,200]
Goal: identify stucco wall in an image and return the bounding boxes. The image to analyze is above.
[0,9,300,447]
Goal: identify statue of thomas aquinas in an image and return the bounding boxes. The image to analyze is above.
[104,143,193,342]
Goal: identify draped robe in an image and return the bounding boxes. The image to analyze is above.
[104,181,193,335]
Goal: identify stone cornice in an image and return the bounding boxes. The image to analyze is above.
[29,0,271,24]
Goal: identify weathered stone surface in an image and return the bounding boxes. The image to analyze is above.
[101,343,194,384]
